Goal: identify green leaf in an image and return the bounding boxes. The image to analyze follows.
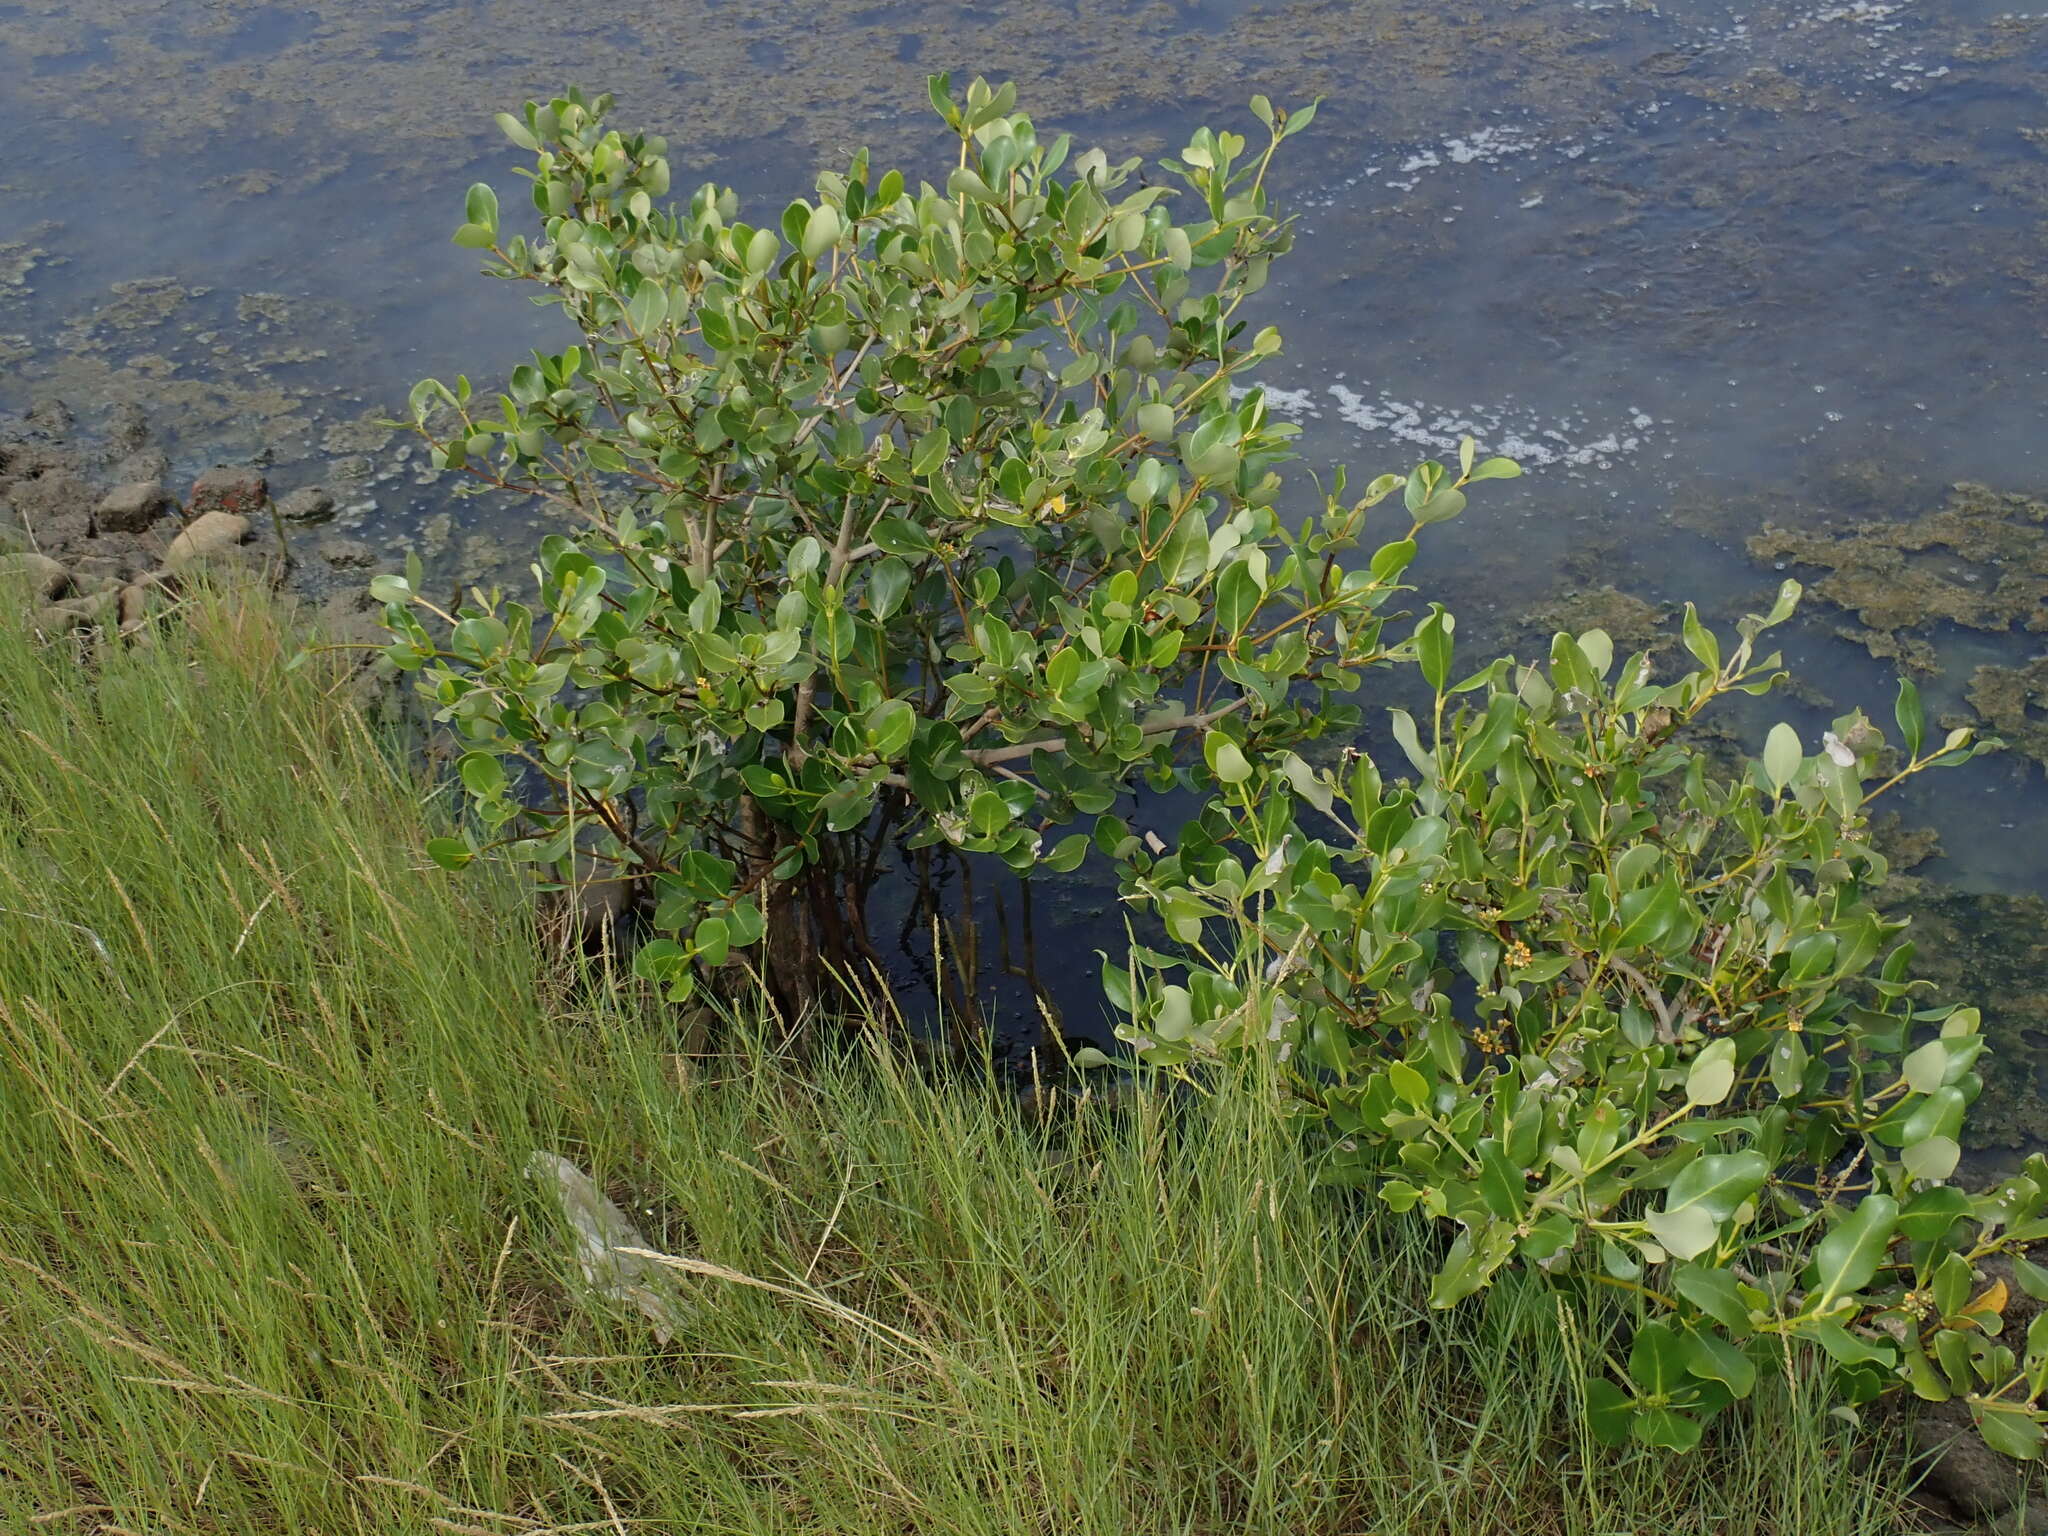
[1388,1062,1429,1109]
[1643,1205,1720,1262]
[1414,605,1454,694]
[1681,1329,1756,1399]
[870,517,934,557]
[1975,1407,2046,1462]
[1897,1186,1973,1244]
[1903,1136,1961,1183]
[1685,1038,1737,1107]
[866,699,916,761]
[424,836,473,871]
[458,751,507,798]
[1807,1194,1899,1305]
[1633,1408,1703,1452]
[465,182,500,232]
[495,112,541,151]
[1203,732,1252,785]
[866,557,912,620]
[967,790,1012,838]
[1663,1151,1771,1224]
[1904,1035,1983,1094]
[631,938,690,982]
[693,915,730,967]
[1674,1264,1753,1333]
[1215,560,1261,636]
[1466,456,1522,482]
[1895,677,1925,758]
[1681,605,1720,673]
[1583,1378,1633,1447]
[911,427,951,477]
[1136,401,1175,441]
[1629,1322,1688,1397]
[1763,723,1801,795]
[800,202,842,262]
[1412,487,1467,526]
[2011,1255,2048,1304]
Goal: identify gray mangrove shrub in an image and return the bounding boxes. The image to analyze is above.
[374,80,2048,1460]
[1113,594,2048,1456]
[375,80,1511,1013]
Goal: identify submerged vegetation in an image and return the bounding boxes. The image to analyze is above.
[0,585,1936,1533]
[1750,483,2048,772]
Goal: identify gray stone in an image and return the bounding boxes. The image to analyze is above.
[117,583,160,634]
[96,481,174,534]
[163,511,254,573]
[8,470,95,535]
[70,553,138,588]
[0,551,70,599]
[316,534,375,570]
[102,401,149,457]
[110,448,171,487]
[30,604,88,635]
[187,466,268,521]
[25,398,72,437]
[49,590,116,626]
[277,486,337,525]
[1914,1399,2042,1526]
[0,439,73,483]
[0,521,32,555]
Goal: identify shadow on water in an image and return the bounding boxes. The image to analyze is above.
[2,0,2047,1124]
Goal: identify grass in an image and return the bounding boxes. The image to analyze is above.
[0,586,1932,1534]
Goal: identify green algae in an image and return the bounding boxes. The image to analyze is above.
[1748,482,2048,667]
[1747,481,2048,767]
[1520,582,1672,658]
[1961,654,2048,773]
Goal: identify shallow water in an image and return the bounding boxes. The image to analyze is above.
[4,0,2046,1072]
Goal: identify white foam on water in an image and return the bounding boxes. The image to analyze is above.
[1247,379,1662,474]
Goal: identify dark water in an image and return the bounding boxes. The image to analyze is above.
[3,0,2046,1091]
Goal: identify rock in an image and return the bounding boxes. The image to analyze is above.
[163,511,254,573]
[117,583,155,630]
[187,466,268,521]
[0,551,70,599]
[0,438,73,483]
[30,604,88,635]
[8,470,95,535]
[102,401,149,458]
[277,486,337,525]
[70,553,138,588]
[25,398,72,437]
[1914,1399,2043,1527]
[0,521,32,555]
[96,481,174,534]
[316,534,374,570]
[49,590,116,626]
[110,448,171,487]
